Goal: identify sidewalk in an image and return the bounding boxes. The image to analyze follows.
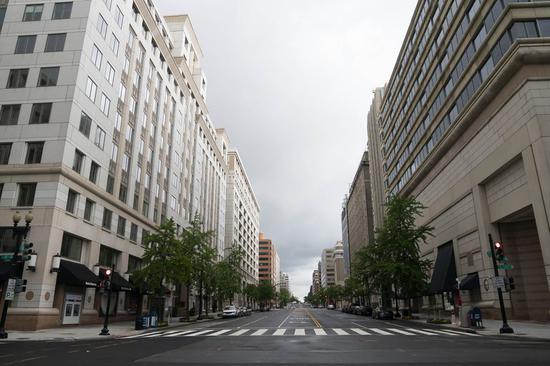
[410,313,550,340]
[2,313,223,341]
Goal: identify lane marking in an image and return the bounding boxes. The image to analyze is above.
[333,328,350,335]
[251,329,268,336]
[387,328,415,336]
[436,329,480,337]
[305,309,322,328]
[351,328,370,335]
[3,356,47,365]
[405,328,438,335]
[423,329,459,336]
[294,329,306,336]
[143,329,182,338]
[207,329,232,336]
[238,316,267,328]
[123,330,166,339]
[314,328,327,336]
[273,328,286,336]
[184,329,214,337]
[229,328,250,336]
[165,329,197,337]
[277,312,293,328]
[370,328,392,335]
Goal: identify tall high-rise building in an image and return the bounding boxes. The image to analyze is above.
[0,1,228,330]
[370,0,550,320]
[258,233,279,290]
[279,272,289,293]
[333,240,346,286]
[341,196,351,276]
[320,247,335,287]
[311,268,321,295]
[224,147,260,293]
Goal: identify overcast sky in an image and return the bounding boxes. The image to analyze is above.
[157,0,417,299]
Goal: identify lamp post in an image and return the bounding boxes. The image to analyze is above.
[0,211,33,339]
[99,265,114,335]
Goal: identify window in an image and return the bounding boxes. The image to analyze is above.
[84,198,95,221]
[99,245,119,267]
[23,4,43,21]
[89,161,100,183]
[106,175,114,194]
[103,0,112,10]
[52,2,72,20]
[539,19,550,37]
[104,62,115,85]
[100,93,110,116]
[128,255,141,272]
[102,208,112,230]
[79,112,92,137]
[130,223,138,242]
[72,149,84,173]
[117,216,126,236]
[118,84,126,100]
[94,126,106,149]
[110,144,118,162]
[122,153,130,172]
[60,232,83,261]
[29,103,52,124]
[91,44,103,69]
[6,69,29,88]
[15,35,37,54]
[115,112,122,131]
[0,105,21,125]
[66,189,78,214]
[110,34,120,55]
[0,143,12,164]
[25,141,44,164]
[44,33,66,52]
[17,183,36,206]
[37,67,60,87]
[119,184,127,203]
[97,14,108,39]
[85,77,97,102]
[114,6,124,28]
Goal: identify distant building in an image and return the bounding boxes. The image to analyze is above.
[312,269,321,295]
[341,197,351,277]
[258,233,279,290]
[320,247,335,287]
[279,272,289,292]
[333,241,346,285]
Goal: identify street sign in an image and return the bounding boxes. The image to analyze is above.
[5,278,17,300]
[497,264,514,270]
[494,276,506,289]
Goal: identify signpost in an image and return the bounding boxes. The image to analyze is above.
[5,278,17,301]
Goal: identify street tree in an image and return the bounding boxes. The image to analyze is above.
[257,281,276,309]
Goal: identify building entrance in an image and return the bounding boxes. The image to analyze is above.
[62,293,82,325]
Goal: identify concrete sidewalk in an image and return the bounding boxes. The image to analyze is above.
[2,313,223,341]
[410,313,550,340]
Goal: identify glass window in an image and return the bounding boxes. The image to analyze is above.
[94,126,106,149]
[52,2,72,20]
[104,62,115,85]
[23,4,43,21]
[114,6,124,28]
[102,208,112,230]
[111,144,118,161]
[97,14,108,39]
[100,94,110,116]
[0,143,12,164]
[37,67,60,87]
[91,44,103,69]
[15,35,37,54]
[128,255,141,272]
[29,103,52,124]
[103,0,112,10]
[25,141,44,164]
[66,189,78,214]
[79,112,92,137]
[61,232,83,261]
[117,216,126,236]
[72,149,84,173]
[6,69,29,88]
[84,198,95,221]
[130,223,138,242]
[17,183,36,206]
[119,183,127,203]
[0,104,21,125]
[538,19,550,37]
[99,245,119,267]
[85,77,97,102]
[44,33,66,52]
[89,161,100,183]
[110,34,120,56]
[106,175,114,194]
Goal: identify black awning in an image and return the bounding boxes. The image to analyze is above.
[429,242,457,293]
[58,260,99,288]
[459,272,480,291]
[111,272,134,292]
[0,261,15,281]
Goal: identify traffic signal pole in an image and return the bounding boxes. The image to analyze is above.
[488,234,514,334]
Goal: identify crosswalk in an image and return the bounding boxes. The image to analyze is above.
[123,327,478,339]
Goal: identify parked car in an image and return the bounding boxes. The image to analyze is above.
[327,304,335,310]
[372,308,394,320]
[246,307,253,315]
[222,305,238,318]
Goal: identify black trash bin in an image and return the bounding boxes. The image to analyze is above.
[135,316,144,330]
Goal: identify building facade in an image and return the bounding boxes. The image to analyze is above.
[279,272,289,293]
[333,241,346,286]
[223,148,260,297]
[311,268,321,295]
[370,0,550,321]
[345,151,375,271]
[0,0,228,330]
[320,247,335,287]
[341,196,351,277]
[258,233,279,290]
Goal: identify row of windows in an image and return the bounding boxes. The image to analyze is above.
[6,66,61,88]
[0,102,53,125]
[14,33,66,54]
[21,2,72,22]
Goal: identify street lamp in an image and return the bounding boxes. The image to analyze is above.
[100,266,114,336]
[0,211,33,339]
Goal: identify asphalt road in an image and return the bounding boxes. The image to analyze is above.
[1,307,549,365]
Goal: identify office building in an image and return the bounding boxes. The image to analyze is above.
[258,233,279,290]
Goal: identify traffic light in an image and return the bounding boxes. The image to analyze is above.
[99,268,113,290]
[494,242,505,262]
[20,242,34,262]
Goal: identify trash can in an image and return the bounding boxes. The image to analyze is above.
[135,316,144,330]
[472,307,483,327]
[150,315,158,328]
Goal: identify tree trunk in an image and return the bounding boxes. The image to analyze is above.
[198,274,203,319]
[184,283,191,320]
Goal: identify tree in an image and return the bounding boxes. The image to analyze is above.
[244,284,258,309]
[257,281,276,309]
[213,247,244,306]
[278,288,291,308]
[357,195,433,314]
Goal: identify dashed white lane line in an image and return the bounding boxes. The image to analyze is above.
[333,328,350,335]
[207,329,232,336]
[314,328,327,336]
[294,329,306,336]
[370,328,392,335]
[251,329,268,336]
[351,328,370,335]
[230,329,250,336]
[273,328,286,336]
[388,328,415,336]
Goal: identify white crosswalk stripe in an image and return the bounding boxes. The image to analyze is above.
[252,329,268,336]
[122,327,478,339]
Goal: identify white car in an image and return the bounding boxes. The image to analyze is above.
[222,305,238,318]
[327,304,335,310]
